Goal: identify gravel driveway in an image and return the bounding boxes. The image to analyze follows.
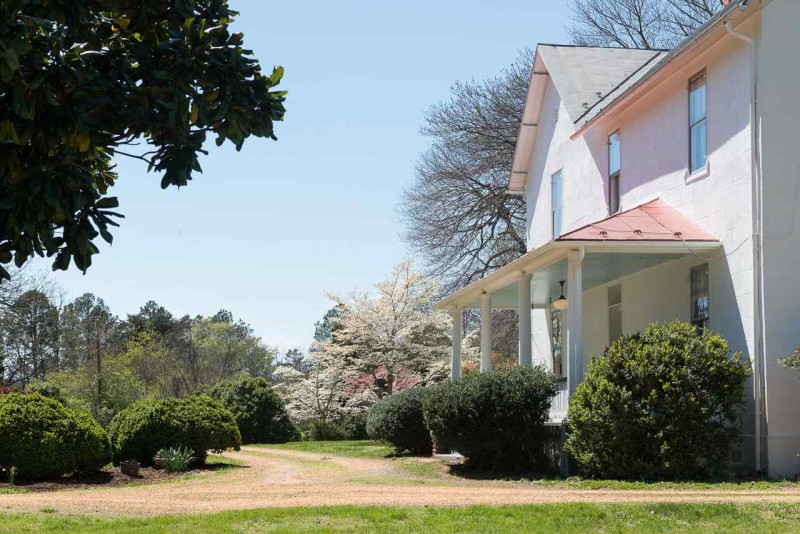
[2,446,800,516]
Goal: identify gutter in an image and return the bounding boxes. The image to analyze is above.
[723,8,765,476]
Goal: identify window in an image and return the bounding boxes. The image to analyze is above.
[551,170,563,238]
[551,309,564,377]
[608,284,622,343]
[608,131,620,214]
[689,71,707,173]
[690,264,709,329]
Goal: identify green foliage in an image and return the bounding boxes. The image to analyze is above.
[423,366,557,472]
[108,395,241,465]
[0,1,286,279]
[341,411,369,440]
[307,420,346,441]
[0,393,109,480]
[157,446,195,473]
[565,322,752,480]
[367,388,433,455]
[204,376,297,444]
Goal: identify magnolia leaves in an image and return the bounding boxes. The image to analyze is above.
[0,0,286,280]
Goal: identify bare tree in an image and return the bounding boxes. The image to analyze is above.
[399,52,531,295]
[568,0,720,49]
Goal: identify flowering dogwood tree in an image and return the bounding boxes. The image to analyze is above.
[325,260,451,401]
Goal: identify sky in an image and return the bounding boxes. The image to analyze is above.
[35,1,572,353]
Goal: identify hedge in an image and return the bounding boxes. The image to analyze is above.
[204,376,297,444]
[0,393,109,479]
[565,321,752,480]
[367,388,433,455]
[423,366,557,472]
[108,395,241,465]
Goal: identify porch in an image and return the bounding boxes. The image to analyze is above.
[434,200,721,420]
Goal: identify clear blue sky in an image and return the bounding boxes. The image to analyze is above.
[37,1,571,353]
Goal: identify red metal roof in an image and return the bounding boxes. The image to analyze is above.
[557,199,718,242]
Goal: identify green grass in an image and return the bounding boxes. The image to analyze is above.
[524,476,798,491]
[3,503,800,533]
[253,440,394,459]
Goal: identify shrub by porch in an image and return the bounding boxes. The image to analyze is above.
[423,366,557,472]
[565,321,751,480]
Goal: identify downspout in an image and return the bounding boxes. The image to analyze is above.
[724,12,765,475]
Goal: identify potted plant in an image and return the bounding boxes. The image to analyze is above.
[120,460,141,477]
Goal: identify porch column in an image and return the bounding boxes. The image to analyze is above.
[566,248,585,397]
[518,273,533,366]
[480,292,492,372]
[449,308,462,381]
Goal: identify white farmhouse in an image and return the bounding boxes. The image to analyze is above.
[434,0,800,478]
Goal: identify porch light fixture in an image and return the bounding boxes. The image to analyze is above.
[553,281,568,311]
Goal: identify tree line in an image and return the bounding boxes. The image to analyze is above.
[0,270,278,424]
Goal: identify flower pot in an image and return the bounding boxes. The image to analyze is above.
[120,460,141,477]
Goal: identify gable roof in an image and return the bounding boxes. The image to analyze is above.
[537,45,666,125]
[557,199,717,242]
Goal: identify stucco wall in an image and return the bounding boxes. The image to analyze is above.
[524,17,762,473]
[758,0,800,479]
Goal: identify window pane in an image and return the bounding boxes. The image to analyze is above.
[609,174,620,214]
[608,131,620,175]
[691,121,707,172]
[691,265,709,328]
[551,171,562,209]
[689,82,706,124]
[553,207,562,237]
[551,310,563,377]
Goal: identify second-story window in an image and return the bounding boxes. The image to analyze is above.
[689,71,707,173]
[551,170,563,238]
[608,130,620,214]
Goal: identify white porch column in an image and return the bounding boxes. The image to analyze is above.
[566,248,585,397]
[480,293,492,372]
[449,308,462,381]
[518,273,533,366]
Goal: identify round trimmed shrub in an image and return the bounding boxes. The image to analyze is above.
[423,366,557,472]
[204,376,298,444]
[108,395,241,465]
[367,388,434,455]
[0,393,109,480]
[565,321,752,480]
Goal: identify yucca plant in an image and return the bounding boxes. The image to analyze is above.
[156,446,195,473]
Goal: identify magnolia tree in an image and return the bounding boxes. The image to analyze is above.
[325,260,451,402]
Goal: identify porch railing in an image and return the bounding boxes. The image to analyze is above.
[549,377,569,420]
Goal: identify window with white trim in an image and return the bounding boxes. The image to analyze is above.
[551,170,563,238]
[689,71,707,173]
[690,264,709,329]
[608,130,620,214]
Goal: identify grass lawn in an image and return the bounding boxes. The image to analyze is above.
[3,503,800,533]
[256,440,798,491]
[252,440,394,459]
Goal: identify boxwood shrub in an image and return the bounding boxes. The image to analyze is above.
[565,321,752,480]
[204,376,298,444]
[0,393,109,480]
[423,366,557,472]
[367,388,433,455]
[108,395,241,465]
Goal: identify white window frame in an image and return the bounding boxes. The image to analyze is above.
[608,130,621,214]
[689,70,708,174]
[690,263,710,329]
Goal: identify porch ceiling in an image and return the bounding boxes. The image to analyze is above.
[473,251,691,310]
